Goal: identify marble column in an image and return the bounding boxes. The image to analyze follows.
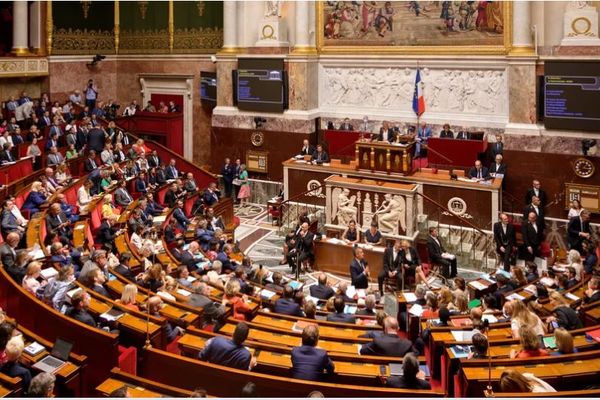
[293,1,314,53]
[29,2,42,54]
[12,0,29,55]
[222,1,238,52]
[511,0,534,54]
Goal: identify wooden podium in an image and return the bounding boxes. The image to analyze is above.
[356,140,414,175]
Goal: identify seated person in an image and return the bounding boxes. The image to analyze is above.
[551,328,577,355]
[439,123,454,138]
[342,219,360,244]
[326,296,356,323]
[309,273,335,300]
[310,144,329,164]
[216,244,238,274]
[376,121,395,142]
[199,322,256,370]
[65,290,97,327]
[22,181,47,214]
[426,227,457,279]
[510,325,549,359]
[499,369,556,393]
[203,182,220,206]
[299,139,315,156]
[356,294,376,316]
[468,160,490,180]
[1,336,31,393]
[274,285,304,317]
[546,291,583,330]
[583,277,600,304]
[468,333,489,359]
[364,221,383,246]
[384,352,430,390]
[148,296,184,343]
[265,271,285,292]
[291,325,335,381]
[339,117,353,131]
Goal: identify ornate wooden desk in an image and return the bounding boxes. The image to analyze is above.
[355,140,415,175]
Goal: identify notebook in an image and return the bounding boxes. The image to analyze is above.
[100,308,125,322]
[543,336,557,349]
[450,345,473,358]
[451,330,476,342]
[32,338,73,373]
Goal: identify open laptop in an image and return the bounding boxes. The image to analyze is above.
[32,337,73,373]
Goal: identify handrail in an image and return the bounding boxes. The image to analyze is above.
[280,183,324,206]
[424,142,453,164]
[415,191,486,234]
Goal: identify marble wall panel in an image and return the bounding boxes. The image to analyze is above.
[48,59,118,104]
[212,114,315,134]
[288,60,318,110]
[508,64,537,124]
[216,60,235,107]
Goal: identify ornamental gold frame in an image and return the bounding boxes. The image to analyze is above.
[316,1,512,55]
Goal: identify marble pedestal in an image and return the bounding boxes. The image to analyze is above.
[256,19,289,47]
[561,8,600,46]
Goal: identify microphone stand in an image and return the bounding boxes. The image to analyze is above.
[145,304,152,348]
[483,338,493,397]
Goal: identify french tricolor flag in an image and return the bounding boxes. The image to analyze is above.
[412,69,425,116]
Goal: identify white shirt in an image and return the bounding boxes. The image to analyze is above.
[10,206,27,226]
[130,232,143,251]
[77,186,92,211]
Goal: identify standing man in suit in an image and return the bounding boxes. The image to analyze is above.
[295,222,315,273]
[311,144,329,164]
[494,213,516,271]
[359,317,416,357]
[221,157,235,199]
[378,239,402,294]
[525,179,548,208]
[489,134,504,160]
[87,125,105,153]
[523,196,545,236]
[522,212,541,262]
[291,325,335,381]
[350,247,370,289]
[414,122,432,158]
[568,210,591,253]
[165,159,179,180]
[339,118,354,131]
[309,273,335,300]
[427,227,457,279]
[299,139,315,156]
[468,160,490,180]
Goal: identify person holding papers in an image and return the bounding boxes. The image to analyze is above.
[426,227,457,279]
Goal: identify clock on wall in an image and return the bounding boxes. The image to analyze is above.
[573,157,595,178]
[251,131,265,147]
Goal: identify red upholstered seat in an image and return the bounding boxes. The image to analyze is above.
[165,336,181,355]
[118,345,137,375]
[540,241,552,258]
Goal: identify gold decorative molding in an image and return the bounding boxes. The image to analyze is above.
[52,28,115,54]
[196,1,205,17]
[46,0,53,55]
[138,1,148,20]
[114,0,120,53]
[173,27,223,53]
[168,0,174,52]
[508,45,535,56]
[119,29,169,54]
[0,58,49,78]
[81,1,91,19]
[11,48,31,57]
[291,45,318,55]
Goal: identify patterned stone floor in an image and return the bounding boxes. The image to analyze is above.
[234,203,482,294]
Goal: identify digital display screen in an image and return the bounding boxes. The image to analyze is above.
[200,72,217,102]
[544,61,600,131]
[234,58,287,113]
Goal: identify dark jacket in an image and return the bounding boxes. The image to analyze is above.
[554,305,583,330]
[359,333,415,357]
[326,312,356,324]
[309,284,334,300]
[291,345,334,381]
[199,336,252,370]
[350,258,369,289]
[274,298,303,317]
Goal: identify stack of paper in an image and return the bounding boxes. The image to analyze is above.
[506,293,525,301]
[482,314,498,323]
[24,341,45,356]
[40,267,58,280]
[540,277,556,287]
[403,293,417,302]
[259,289,276,300]
[451,330,475,342]
[469,281,487,291]
[176,289,191,297]
[524,285,537,295]
[408,304,424,317]
[565,292,580,302]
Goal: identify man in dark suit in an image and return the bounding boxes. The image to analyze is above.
[568,210,591,253]
[147,150,161,168]
[584,277,600,304]
[489,134,504,159]
[489,154,507,177]
[525,179,547,207]
[96,216,123,249]
[310,273,335,300]
[456,129,470,140]
[114,180,134,207]
[427,227,457,278]
[274,285,303,317]
[350,247,370,289]
[84,150,99,172]
[291,325,335,381]
[311,144,329,164]
[378,240,402,294]
[65,290,97,327]
[216,244,237,274]
[359,317,416,356]
[339,118,353,131]
[326,297,356,323]
[522,212,541,262]
[0,232,20,270]
[87,126,106,153]
[165,159,179,180]
[163,183,181,208]
[295,222,315,273]
[114,252,135,280]
[468,160,490,180]
[299,139,315,156]
[203,182,220,207]
[199,322,255,370]
[46,203,73,241]
[179,241,201,272]
[493,213,516,271]
[221,157,235,198]
[0,143,16,164]
[523,196,545,235]
[173,200,190,231]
